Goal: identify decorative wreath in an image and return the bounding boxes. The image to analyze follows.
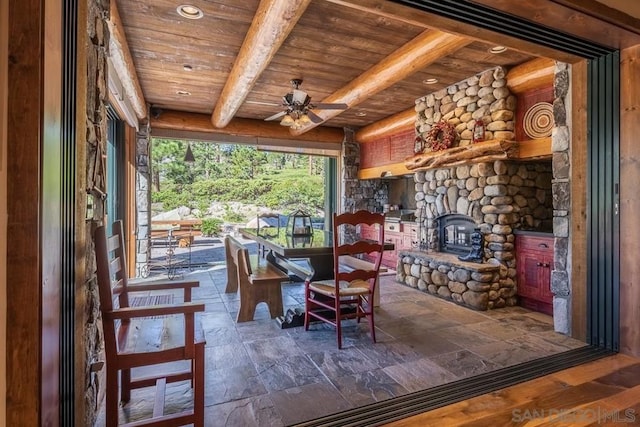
[425,120,457,151]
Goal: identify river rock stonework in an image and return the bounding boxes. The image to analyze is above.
[415,67,516,148]
[396,252,501,310]
[396,160,553,310]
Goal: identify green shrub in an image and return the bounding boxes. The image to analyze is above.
[200,218,223,236]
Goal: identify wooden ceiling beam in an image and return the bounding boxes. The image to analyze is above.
[355,108,415,143]
[106,0,147,119]
[323,0,580,63]
[154,109,344,143]
[291,30,471,135]
[211,0,311,128]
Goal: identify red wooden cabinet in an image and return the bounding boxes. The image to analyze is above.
[516,234,554,315]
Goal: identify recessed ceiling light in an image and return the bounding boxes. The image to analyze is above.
[355,112,367,117]
[176,90,191,96]
[423,78,438,85]
[489,45,507,54]
[183,64,193,71]
[177,4,204,20]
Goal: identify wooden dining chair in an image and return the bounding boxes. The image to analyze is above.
[94,220,206,426]
[304,210,385,349]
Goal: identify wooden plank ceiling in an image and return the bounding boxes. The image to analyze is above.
[115,0,540,135]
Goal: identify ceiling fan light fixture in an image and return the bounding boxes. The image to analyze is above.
[299,113,312,125]
[280,114,295,126]
[177,4,204,19]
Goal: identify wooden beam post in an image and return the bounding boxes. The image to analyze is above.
[106,0,147,119]
[355,108,415,143]
[506,58,555,94]
[211,0,311,128]
[291,30,471,135]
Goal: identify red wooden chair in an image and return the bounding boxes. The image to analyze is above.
[304,210,385,349]
[94,220,205,426]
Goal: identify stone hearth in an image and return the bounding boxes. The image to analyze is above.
[396,160,553,310]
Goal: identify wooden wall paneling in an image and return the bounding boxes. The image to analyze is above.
[388,128,415,163]
[515,85,554,142]
[619,45,640,357]
[0,0,8,421]
[571,60,588,342]
[7,0,58,424]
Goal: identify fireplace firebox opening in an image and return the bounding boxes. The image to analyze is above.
[436,214,479,256]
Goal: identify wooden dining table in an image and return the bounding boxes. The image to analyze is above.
[239,227,394,282]
[238,227,334,281]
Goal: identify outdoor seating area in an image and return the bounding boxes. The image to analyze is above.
[95,239,584,426]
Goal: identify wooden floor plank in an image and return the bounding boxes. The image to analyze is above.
[383,354,640,427]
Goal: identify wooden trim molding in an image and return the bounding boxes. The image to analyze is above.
[619,45,640,356]
[570,60,588,342]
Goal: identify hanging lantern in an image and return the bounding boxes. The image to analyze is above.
[286,209,313,236]
[414,134,425,153]
[472,119,485,144]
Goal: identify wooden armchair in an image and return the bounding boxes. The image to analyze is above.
[304,210,385,349]
[94,220,205,426]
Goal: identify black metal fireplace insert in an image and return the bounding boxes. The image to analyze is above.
[436,214,478,255]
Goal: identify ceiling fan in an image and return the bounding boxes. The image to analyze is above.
[264,79,348,128]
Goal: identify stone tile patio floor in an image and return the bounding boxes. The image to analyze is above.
[96,237,585,426]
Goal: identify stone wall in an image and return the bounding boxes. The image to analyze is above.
[342,130,388,214]
[135,123,151,276]
[415,67,516,148]
[84,0,110,424]
[550,62,572,333]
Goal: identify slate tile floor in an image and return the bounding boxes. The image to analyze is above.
[95,257,585,427]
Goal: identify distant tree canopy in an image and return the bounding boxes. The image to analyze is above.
[150,139,327,217]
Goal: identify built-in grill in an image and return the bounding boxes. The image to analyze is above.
[436,214,478,255]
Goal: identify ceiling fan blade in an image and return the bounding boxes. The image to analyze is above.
[307,110,324,124]
[313,102,348,110]
[264,111,286,121]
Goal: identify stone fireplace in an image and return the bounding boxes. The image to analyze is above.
[397,160,553,310]
[435,213,478,255]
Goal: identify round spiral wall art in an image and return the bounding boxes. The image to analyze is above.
[523,102,554,139]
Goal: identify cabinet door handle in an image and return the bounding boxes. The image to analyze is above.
[536,262,543,267]
[543,263,550,268]
[538,243,549,248]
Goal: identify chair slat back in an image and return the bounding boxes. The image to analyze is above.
[95,220,132,355]
[333,210,385,287]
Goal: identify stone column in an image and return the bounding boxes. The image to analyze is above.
[550,62,572,334]
[135,121,151,277]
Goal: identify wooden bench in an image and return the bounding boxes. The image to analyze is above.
[95,220,205,426]
[151,220,202,247]
[225,235,289,322]
[339,255,388,307]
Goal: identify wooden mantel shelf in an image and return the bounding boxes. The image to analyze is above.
[405,139,519,171]
[358,137,551,179]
